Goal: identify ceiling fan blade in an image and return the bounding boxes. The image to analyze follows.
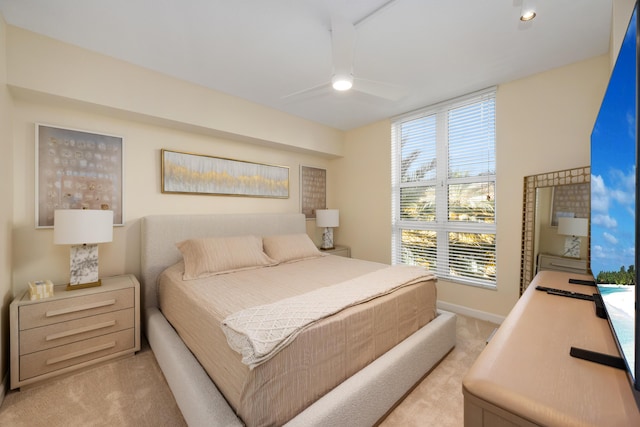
[331,15,355,77]
[281,81,332,101]
[353,78,407,101]
[284,15,404,103]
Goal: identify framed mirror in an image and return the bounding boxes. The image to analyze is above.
[520,166,591,294]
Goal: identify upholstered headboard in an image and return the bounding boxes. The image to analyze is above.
[140,212,306,310]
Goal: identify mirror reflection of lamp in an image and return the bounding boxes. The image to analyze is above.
[54,209,113,290]
[557,217,588,258]
[316,209,339,250]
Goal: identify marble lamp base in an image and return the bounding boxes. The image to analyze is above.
[67,244,102,290]
[320,227,335,250]
[563,236,581,258]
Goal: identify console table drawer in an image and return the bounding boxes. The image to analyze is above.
[19,288,134,330]
[20,328,135,381]
[20,308,134,355]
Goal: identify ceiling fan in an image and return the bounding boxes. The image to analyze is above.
[283,15,406,102]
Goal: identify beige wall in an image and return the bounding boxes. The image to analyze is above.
[612,0,636,63]
[339,54,610,318]
[332,120,391,262]
[0,13,14,387]
[6,26,343,158]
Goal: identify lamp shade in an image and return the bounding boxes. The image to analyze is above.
[316,209,339,228]
[54,209,113,245]
[557,217,588,237]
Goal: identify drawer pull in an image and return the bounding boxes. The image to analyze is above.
[45,320,117,341]
[46,341,116,365]
[45,299,116,318]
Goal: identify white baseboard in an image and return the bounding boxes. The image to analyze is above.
[437,300,505,325]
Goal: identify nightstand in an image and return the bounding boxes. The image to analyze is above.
[320,245,351,258]
[10,274,140,389]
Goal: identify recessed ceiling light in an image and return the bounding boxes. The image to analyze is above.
[520,10,536,21]
[520,0,537,21]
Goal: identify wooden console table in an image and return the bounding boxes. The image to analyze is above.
[463,270,640,426]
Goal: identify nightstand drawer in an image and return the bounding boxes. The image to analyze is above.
[538,254,587,274]
[20,308,134,355]
[19,288,134,330]
[20,328,135,381]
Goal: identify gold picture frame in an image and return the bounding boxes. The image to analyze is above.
[161,149,289,198]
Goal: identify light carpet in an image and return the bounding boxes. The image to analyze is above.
[379,314,497,426]
[0,315,497,426]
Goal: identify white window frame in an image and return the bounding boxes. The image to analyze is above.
[391,88,497,288]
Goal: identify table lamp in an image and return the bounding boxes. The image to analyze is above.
[316,209,339,250]
[557,217,588,258]
[54,209,113,290]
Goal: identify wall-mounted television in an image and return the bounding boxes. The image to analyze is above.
[590,0,640,405]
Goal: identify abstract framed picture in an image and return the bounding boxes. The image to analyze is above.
[36,124,124,228]
[300,165,326,219]
[161,149,289,198]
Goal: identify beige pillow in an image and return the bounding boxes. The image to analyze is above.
[177,235,278,280]
[262,233,323,263]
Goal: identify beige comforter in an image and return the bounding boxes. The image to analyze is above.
[159,255,437,427]
[223,265,436,368]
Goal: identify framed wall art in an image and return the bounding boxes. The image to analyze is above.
[36,124,124,228]
[300,165,326,219]
[549,183,590,226]
[161,149,289,198]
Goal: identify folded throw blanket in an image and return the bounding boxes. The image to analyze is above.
[221,265,436,368]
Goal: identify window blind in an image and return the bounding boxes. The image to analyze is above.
[391,88,496,288]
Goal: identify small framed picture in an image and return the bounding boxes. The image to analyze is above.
[300,165,326,219]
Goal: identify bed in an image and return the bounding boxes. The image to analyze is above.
[140,213,456,427]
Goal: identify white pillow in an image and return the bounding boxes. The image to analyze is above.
[262,233,323,263]
[176,235,278,280]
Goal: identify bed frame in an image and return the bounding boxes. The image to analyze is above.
[140,212,456,427]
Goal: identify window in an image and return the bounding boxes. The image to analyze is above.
[391,88,496,288]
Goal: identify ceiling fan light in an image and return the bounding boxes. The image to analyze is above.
[520,9,536,21]
[520,0,537,21]
[332,74,353,91]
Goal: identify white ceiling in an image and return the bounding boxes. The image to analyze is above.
[0,0,612,131]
